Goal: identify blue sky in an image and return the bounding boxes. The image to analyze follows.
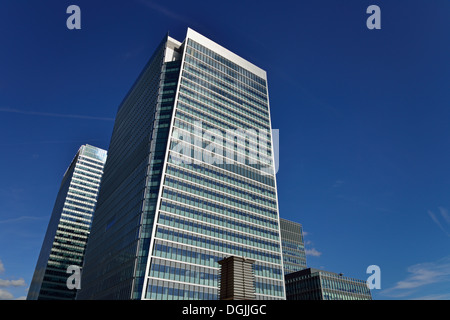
[0,0,449,300]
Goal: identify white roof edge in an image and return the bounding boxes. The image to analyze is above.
[167,35,182,47]
[185,28,267,80]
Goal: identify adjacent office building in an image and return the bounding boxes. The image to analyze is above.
[27,145,107,300]
[285,268,372,300]
[280,218,372,300]
[279,218,307,275]
[77,28,285,300]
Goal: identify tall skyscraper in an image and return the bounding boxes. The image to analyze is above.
[279,218,307,274]
[27,144,107,300]
[77,28,285,300]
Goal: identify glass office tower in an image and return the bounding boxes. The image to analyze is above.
[77,28,285,300]
[27,144,107,300]
[279,218,307,275]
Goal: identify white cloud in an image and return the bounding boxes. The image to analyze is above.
[0,289,14,300]
[382,256,450,299]
[0,259,27,300]
[0,279,26,287]
[302,231,322,257]
[305,248,322,257]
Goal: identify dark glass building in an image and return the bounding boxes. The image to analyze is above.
[285,268,372,300]
[279,218,307,274]
[77,28,285,300]
[27,145,107,300]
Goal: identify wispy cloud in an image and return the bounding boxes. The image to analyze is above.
[332,180,345,188]
[136,0,195,25]
[412,293,450,300]
[439,207,450,225]
[428,207,450,237]
[382,256,450,299]
[0,138,105,147]
[0,215,48,224]
[0,107,114,121]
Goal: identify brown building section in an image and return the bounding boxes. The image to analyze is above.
[218,256,256,300]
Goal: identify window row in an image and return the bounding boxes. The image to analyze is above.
[155,226,282,264]
[73,168,102,182]
[321,277,371,296]
[158,212,280,252]
[322,290,371,300]
[187,40,266,88]
[63,203,95,215]
[77,159,105,171]
[174,104,272,159]
[161,188,278,228]
[149,258,218,287]
[255,280,285,297]
[164,175,277,216]
[75,162,104,175]
[160,199,280,241]
[166,164,276,205]
[146,278,217,300]
[167,150,275,197]
[171,125,273,166]
[173,117,272,161]
[183,60,268,111]
[152,240,283,280]
[184,52,267,107]
[169,140,275,186]
[180,81,269,131]
[182,67,269,119]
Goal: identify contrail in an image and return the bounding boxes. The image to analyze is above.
[0,107,114,121]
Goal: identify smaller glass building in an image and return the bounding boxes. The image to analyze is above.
[285,268,372,300]
[27,144,107,300]
[279,218,307,275]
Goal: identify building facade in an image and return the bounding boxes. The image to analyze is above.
[77,28,285,300]
[27,144,107,300]
[279,218,307,275]
[285,268,372,300]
